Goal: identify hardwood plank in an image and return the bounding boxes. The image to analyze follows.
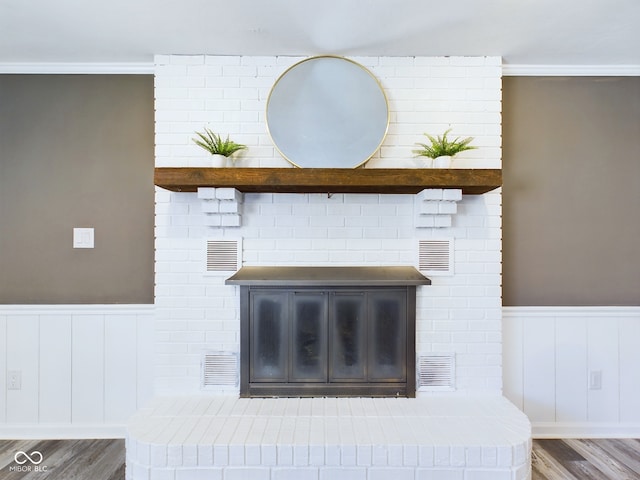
[595,439,640,475]
[564,438,640,480]
[0,439,125,480]
[532,440,577,479]
[88,439,125,480]
[0,440,35,471]
[19,439,91,480]
[558,458,610,480]
[532,438,640,480]
[106,463,125,480]
[31,439,125,480]
[536,439,585,462]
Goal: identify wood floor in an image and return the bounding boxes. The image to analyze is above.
[1,438,639,479]
[0,439,124,480]
[533,439,640,479]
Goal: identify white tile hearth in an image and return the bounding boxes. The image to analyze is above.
[126,395,531,480]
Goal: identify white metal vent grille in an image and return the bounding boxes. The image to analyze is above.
[206,239,241,272]
[202,352,238,387]
[417,354,455,390]
[418,239,454,275]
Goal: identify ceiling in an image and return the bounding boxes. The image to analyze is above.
[1,0,639,67]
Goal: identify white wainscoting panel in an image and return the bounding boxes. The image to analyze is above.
[39,315,73,423]
[6,315,39,423]
[555,317,587,423]
[0,314,5,423]
[0,305,154,438]
[72,314,105,424]
[503,306,640,438]
[104,315,138,423]
[620,317,640,422]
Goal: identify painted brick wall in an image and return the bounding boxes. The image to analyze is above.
[154,55,502,395]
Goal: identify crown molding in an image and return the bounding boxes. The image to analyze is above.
[503,64,640,76]
[2,61,638,76]
[0,62,154,74]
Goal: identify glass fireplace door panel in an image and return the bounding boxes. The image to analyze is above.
[250,291,288,382]
[290,292,328,382]
[330,293,366,381]
[368,290,407,382]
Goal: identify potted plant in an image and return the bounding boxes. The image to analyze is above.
[413,128,477,168]
[192,127,247,167]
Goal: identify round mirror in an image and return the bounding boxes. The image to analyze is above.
[266,56,389,168]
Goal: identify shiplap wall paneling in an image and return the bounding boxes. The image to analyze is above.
[502,313,524,410]
[0,315,6,423]
[587,318,620,423]
[39,315,72,423]
[619,317,640,422]
[504,308,640,436]
[136,314,155,409]
[105,316,138,423]
[6,316,39,423]
[71,315,105,423]
[522,315,556,423]
[1,306,155,432]
[555,317,587,423]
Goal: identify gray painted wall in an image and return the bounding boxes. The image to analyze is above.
[502,77,640,306]
[0,75,154,304]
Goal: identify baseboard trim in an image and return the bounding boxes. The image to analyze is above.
[0,424,126,440]
[532,422,640,439]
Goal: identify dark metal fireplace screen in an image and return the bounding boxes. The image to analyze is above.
[227,266,431,398]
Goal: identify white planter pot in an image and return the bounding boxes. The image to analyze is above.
[433,155,452,168]
[210,154,228,167]
[418,157,433,168]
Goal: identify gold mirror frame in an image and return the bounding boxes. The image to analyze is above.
[266,56,389,169]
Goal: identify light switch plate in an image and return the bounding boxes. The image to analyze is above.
[8,370,21,390]
[73,228,94,248]
[589,370,602,390]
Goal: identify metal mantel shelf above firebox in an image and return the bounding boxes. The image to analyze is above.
[225,266,432,287]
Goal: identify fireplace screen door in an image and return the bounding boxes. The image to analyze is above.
[242,286,415,397]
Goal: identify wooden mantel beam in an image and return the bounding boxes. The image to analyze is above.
[154,167,502,195]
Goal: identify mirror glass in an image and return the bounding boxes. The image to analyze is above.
[266,56,389,168]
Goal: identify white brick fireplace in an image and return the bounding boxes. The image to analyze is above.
[126,55,531,480]
[154,54,503,394]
